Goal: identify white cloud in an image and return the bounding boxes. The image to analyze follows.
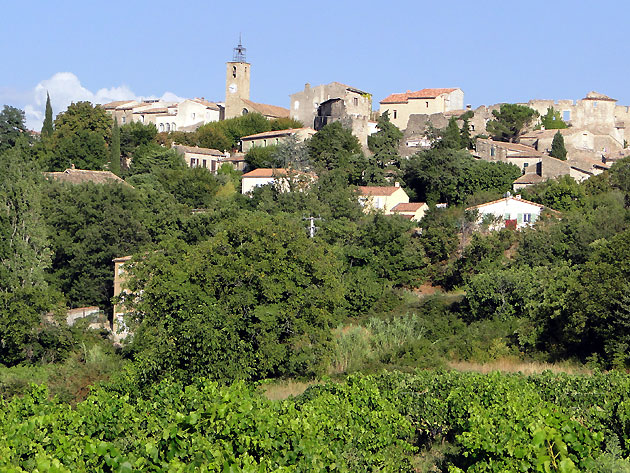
[18,72,184,130]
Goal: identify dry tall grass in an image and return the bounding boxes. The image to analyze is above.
[261,380,319,401]
[447,358,591,376]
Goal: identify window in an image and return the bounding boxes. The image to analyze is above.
[166,123,170,132]
[203,159,207,168]
[121,116,126,124]
[470,124,474,131]
[294,100,300,110]
[353,97,358,106]
[393,110,397,119]
[172,123,176,131]
[263,139,267,146]
[242,108,248,115]
[190,158,196,167]
[523,213,532,223]
[140,115,145,123]
[426,101,429,108]
[191,112,196,119]
[593,101,598,108]
[232,65,237,78]
[211,160,216,172]
[159,123,164,132]
[490,147,495,157]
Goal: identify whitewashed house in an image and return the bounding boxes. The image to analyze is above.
[466,195,555,230]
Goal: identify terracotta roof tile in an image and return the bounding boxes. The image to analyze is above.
[242,100,290,118]
[172,145,225,156]
[102,100,136,110]
[392,202,427,212]
[466,196,548,211]
[242,168,290,178]
[357,186,402,196]
[513,173,546,184]
[380,88,458,104]
[45,169,131,186]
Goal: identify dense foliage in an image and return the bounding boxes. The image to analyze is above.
[2,371,630,472]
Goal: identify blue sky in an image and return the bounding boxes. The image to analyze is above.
[2,0,628,129]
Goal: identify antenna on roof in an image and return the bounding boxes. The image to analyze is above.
[233,34,247,62]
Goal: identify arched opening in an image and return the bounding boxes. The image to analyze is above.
[242,108,249,115]
[171,123,176,131]
[159,123,164,132]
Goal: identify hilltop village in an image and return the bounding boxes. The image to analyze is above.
[103,41,629,192]
[3,39,630,471]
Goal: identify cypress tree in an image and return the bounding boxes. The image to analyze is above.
[110,117,121,175]
[41,92,53,138]
[550,131,567,160]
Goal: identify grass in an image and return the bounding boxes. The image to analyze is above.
[447,358,591,376]
[260,379,319,401]
[0,343,124,404]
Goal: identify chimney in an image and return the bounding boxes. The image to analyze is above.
[394,181,400,188]
[305,83,310,90]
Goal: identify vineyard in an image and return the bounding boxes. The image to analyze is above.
[2,371,630,472]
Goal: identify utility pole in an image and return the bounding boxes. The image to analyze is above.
[303,215,321,238]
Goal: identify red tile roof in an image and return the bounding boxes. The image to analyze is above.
[172,145,225,156]
[392,202,427,212]
[357,186,403,196]
[513,173,546,184]
[466,196,547,211]
[242,168,290,178]
[380,88,458,104]
[242,100,290,118]
[45,168,129,186]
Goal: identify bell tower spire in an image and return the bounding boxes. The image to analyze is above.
[225,36,251,119]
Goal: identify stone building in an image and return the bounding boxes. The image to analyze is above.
[290,82,371,128]
[172,145,229,172]
[224,39,289,120]
[103,98,223,132]
[290,81,372,149]
[240,127,316,152]
[379,88,464,130]
[524,91,629,150]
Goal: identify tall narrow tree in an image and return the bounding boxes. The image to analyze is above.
[110,117,121,175]
[550,131,567,160]
[41,92,54,138]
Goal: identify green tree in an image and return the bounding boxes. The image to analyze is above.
[51,102,112,170]
[367,111,403,168]
[125,212,346,383]
[41,181,167,311]
[436,117,463,150]
[0,146,51,291]
[308,121,361,171]
[53,101,112,139]
[550,130,567,160]
[539,107,568,130]
[486,104,538,142]
[110,118,121,176]
[270,117,304,131]
[272,135,310,170]
[0,105,28,152]
[120,121,157,158]
[41,92,54,138]
[245,145,279,170]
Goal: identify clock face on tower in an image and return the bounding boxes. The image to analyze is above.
[229,83,238,94]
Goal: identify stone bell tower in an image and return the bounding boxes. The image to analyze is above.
[225,36,251,119]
